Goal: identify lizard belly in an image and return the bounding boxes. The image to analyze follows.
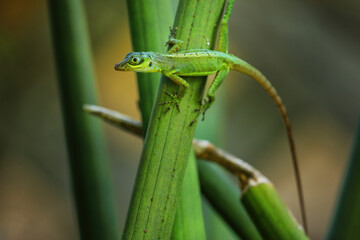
[172,60,222,76]
[178,70,218,77]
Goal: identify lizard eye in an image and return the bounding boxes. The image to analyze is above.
[130,57,141,65]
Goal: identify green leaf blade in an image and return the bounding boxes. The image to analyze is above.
[48,0,120,239]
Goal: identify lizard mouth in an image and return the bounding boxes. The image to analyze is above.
[114,62,130,71]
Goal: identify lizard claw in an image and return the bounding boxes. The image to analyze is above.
[189,99,204,127]
[201,98,214,121]
[193,100,204,112]
[166,27,179,46]
[159,91,181,113]
[189,98,213,126]
[169,26,178,38]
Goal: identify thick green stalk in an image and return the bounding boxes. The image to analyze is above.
[327,116,360,240]
[242,183,308,239]
[48,0,120,239]
[125,0,205,238]
[122,0,226,239]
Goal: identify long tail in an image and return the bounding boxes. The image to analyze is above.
[231,57,308,233]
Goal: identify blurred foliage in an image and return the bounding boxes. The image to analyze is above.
[0,0,359,239]
[48,0,120,239]
[327,116,360,239]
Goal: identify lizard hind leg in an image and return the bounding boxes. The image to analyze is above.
[190,68,229,126]
[203,68,229,114]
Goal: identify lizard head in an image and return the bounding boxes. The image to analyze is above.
[114,52,159,72]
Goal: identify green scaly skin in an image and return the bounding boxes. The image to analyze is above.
[114,38,287,121]
[115,0,307,234]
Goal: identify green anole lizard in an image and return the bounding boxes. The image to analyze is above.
[114,0,307,233]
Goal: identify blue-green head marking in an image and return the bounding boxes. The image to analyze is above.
[114,52,160,72]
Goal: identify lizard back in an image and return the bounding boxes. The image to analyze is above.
[161,50,228,76]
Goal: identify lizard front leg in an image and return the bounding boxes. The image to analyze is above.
[162,70,190,89]
[160,70,190,112]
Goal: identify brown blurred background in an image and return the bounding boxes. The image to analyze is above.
[0,0,359,239]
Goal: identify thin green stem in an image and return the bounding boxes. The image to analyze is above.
[48,0,120,239]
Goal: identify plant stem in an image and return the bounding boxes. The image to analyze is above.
[48,0,120,239]
[242,183,308,240]
[122,0,226,239]
[125,0,206,238]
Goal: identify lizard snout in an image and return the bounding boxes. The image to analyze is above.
[114,62,126,71]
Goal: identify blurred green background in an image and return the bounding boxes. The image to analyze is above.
[0,0,359,239]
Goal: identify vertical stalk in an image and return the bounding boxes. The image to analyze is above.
[327,115,360,240]
[122,0,226,239]
[125,0,206,239]
[48,0,120,239]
